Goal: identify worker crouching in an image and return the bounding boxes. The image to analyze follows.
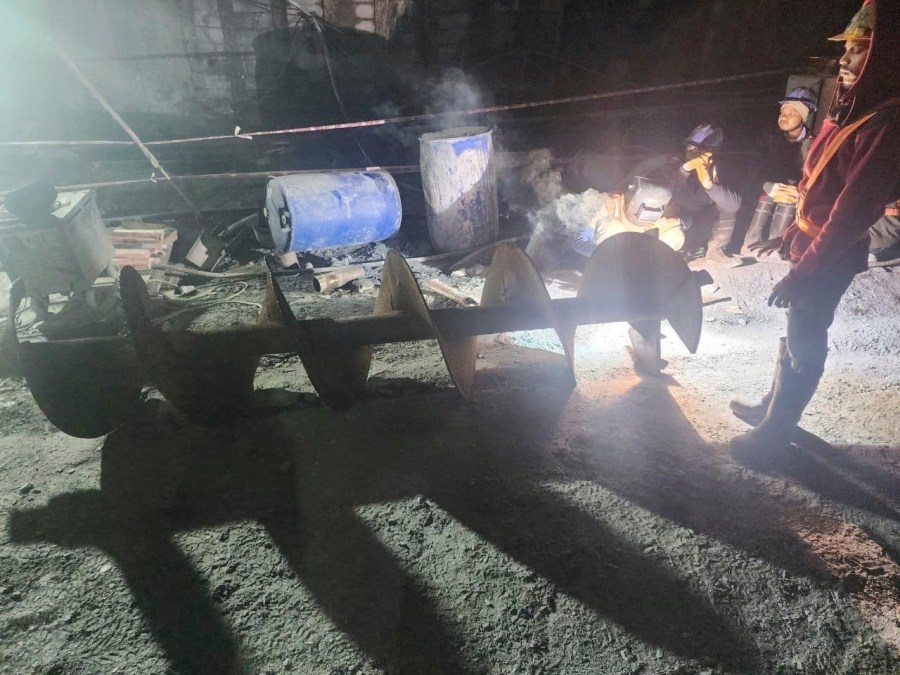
[570,177,684,257]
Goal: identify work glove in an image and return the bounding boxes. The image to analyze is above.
[747,237,782,258]
[572,228,598,257]
[768,183,799,205]
[682,152,714,189]
[767,272,804,308]
[681,154,706,174]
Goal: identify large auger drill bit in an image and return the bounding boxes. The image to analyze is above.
[9,233,706,438]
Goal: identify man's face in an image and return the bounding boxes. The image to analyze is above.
[777,105,805,132]
[839,39,870,89]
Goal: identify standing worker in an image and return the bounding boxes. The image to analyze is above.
[731,0,900,452]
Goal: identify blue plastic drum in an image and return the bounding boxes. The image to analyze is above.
[265,170,402,252]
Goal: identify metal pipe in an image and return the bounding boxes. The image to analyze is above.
[27,296,662,356]
[313,267,365,293]
[165,297,663,352]
[424,279,478,306]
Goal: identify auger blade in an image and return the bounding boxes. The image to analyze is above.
[0,311,21,380]
[662,268,703,354]
[483,243,576,387]
[580,232,703,353]
[265,264,372,411]
[119,267,260,425]
[377,251,476,399]
[8,280,142,438]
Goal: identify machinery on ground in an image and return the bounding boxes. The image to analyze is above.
[6,233,708,438]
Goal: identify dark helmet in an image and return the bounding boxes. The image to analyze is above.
[624,176,673,225]
[684,124,724,151]
[779,86,819,114]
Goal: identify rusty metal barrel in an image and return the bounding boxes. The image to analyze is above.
[420,127,499,253]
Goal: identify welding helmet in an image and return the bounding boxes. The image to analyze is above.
[684,124,724,151]
[624,177,673,225]
[779,86,819,115]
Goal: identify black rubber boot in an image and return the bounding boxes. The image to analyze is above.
[729,349,821,453]
[729,338,785,426]
[742,196,774,255]
[706,219,743,267]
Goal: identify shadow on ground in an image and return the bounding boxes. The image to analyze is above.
[10,346,896,672]
[732,428,900,565]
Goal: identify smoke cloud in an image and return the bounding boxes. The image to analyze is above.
[372,67,489,153]
[498,148,606,271]
[423,68,485,130]
[525,188,606,271]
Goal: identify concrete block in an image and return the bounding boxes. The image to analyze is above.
[355,19,375,32]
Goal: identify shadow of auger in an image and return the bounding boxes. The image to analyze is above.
[8,371,766,673]
[8,490,242,675]
[9,233,707,439]
[7,410,474,675]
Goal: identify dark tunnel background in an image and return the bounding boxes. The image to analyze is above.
[0,0,864,210]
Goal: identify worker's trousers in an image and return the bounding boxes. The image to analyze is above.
[784,265,857,377]
[869,214,900,260]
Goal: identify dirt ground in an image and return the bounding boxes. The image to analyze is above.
[1,254,899,674]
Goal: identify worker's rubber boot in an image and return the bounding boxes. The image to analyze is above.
[729,349,821,454]
[742,196,775,255]
[706,220,743,267]
[729,338,785,426]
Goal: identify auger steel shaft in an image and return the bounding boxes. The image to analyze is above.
[36,298,664,355]
[299,298,667,344]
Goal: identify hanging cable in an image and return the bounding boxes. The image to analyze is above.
[48,39,203,218]
[0,67,797,149]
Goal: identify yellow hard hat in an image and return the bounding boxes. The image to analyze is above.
[828,0,874,41]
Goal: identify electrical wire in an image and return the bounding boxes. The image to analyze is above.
[151,281,261,325]
[0,67,798,148]
[161,280,249,304]
[0,298,35,334]
[466,49,637,87]
[151,299,263,326]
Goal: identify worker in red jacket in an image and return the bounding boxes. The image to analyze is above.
[731,0,900,452]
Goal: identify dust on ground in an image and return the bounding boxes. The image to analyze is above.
[1,255,899,674]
